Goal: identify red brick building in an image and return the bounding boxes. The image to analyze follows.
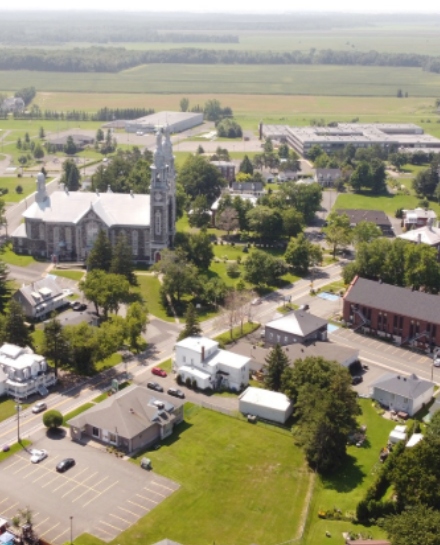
[343,276,440,351]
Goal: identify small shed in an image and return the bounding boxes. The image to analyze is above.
[389,425,407,444]
[406,433,423,448]
[239,387,293,424]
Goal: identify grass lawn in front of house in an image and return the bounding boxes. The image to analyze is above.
[135,274,175,322]
[62,403,95,427]
[94,353,123,373]
[0,440,32,462]
[0,399,31,423]
[50,269,84,282]
[335,191,440,217]
[0,243,38,267]
[127,405,311,545]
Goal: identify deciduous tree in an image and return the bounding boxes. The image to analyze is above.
[125,302,148,352]
[323,211,352,258]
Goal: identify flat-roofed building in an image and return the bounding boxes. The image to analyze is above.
[239,387,293,424]
[126,111,203,134]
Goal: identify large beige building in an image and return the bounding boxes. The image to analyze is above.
[12,129,176,263]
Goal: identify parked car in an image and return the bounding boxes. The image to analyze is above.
[434,355,440,367]
[56,458,75,473]
[167,388,185,399]
[32,402,47,414]
[352,376,363,385]
[299,304,309,311]
[251,298,262,306]
[147,381,164,393]
[72,302,87,312]
[152,367,167,377]
[30,449,48,464]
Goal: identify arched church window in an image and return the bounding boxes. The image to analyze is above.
[53,226,60,247]
[65,227,72,249]
[132,231,138,256]
[39,223,45,240]
[155,211,162,235]
[86,221,100,247]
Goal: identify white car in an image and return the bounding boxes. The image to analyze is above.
[434,357,440,368]
[30,449,48,464]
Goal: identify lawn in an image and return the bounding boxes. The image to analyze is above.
[50,269,84,282]
[214,321,260,347]
[213,243,248,261]
[0,242,37,267]
[335,191,440,217]
[0,440,32,462]
[0,176,54,203]
[0,398,30,423]
[135,274,174,322]
[62,402,95,427]
[94,352,123,373]
[126,405,311,545]
[303,399,396,545]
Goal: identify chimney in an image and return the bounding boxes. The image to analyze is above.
[201,346,205,362]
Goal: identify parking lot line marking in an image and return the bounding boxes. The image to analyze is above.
[33,470,54,484]
[128,500,150,511]
[52,478,74,493]
[118,506,139,517]
[152,480,176,491]
[41,473,61,488]
[89,475,109,491]
[0,498,8,507]
[2,503,18,516]
[51,528,69,544]
[41,522,60,537]
[95,527,113,537]
[71,486,96,504]
[22,464,46,479]
[136,493,157,504]
[13,461,31,474]
[143,486,166,498]
[34,517,50,529]
[82,481,118,508]
[110,513,132,525]
[2,457,26,470]
[100,520,123,532]
[61,471,98,498]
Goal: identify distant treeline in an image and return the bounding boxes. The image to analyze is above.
[13,106,155,121]
[2,46,440,74]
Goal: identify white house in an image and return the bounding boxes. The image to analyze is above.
[13,276,70,320]
[239,387,293,424]
[174,336,250,391]
[0,343,56,400]
[370,373,434,417]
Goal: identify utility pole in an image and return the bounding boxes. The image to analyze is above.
[70,516,73,545]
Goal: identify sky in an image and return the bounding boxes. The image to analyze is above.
[1,0,440,12]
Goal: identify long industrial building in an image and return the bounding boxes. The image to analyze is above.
[262,123,440,156]
[125,111,203,134]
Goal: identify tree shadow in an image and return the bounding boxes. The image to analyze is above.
[46,428,67,440]
[321,454,366,493]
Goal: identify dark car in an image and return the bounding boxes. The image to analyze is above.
[299,304,310,311]
[56,458,75,473]
[147,381,164,393]
[32,402,47,414]
[72,302,87,312]
[352,376,363,385]
[167,388,185,399]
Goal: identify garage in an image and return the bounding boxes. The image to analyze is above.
[239,387,293,424]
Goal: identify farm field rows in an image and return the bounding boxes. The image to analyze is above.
[1,64,440,96]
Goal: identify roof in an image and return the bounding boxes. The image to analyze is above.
[406,433,423,447]
[68,385,184,440]
[398,225,440,246]
[403,208,437,220]
[151,540,184,545]
[211,194,257,211]
[229,341,358,371]
[175,336,218,354]
[371,373,434,400]
[127,111,203,127]
[315,168,342,177]
[265,310,327,337]
[231,182,264,191]
[239,386,292,412]
[344,276,440,324]
[0,343,45,371]
[16,277,63,308]
[206,348,250,370]
[46,134,94,145]
[23,190,151,227]
[211,161,236,168]
[179,365,212,381]
[337,209,392,228]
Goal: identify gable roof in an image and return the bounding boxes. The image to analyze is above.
[15,276,63,308]
[265,310,327,337]
[336,209,392,227]
[231,182,264,191]
[398,225,440,246]
[371,373,434,400]
[68,385,184,439]
[344,276,440,324]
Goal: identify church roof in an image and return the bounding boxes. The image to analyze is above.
[23,191,151,227]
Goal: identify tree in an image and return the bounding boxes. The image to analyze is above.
[284,234,322,276]
[189,195,211,229]
[239,155,254,175]
[262,137,274,154]
[235,172,252,183]
[426,410,440,439]
[216,118,242,138]
[16,137,22,149]
[61,159,80,191]
[390,152,407,171]
[307,144,324,161]
[154,250,200,304]
[15,185,23,195]
[278,143,290,159]
[244,249,288,287]
[64,135,77,155]
[41,318,70,377]
[196,144,204,154]
[87,230,113,272]
[216,207,239,238]
[178,303,202,341]
[96,128,104,142]
[125,302,148,352]
[180,97,190,112]
[263,344,290,392]
[279,182,322,223]
[350,161,371,192]
[110,234,136,285]
[370,158,387,194]
[175,229,214,270]
[352,221,382,245]
[43,410,63,430]
[282,209,304,238]
[80,271,130,318]
[384,505,440,545]
[404,243,440,294]
[25,132,30,144]
[413,166,440,199]
[247,206,283,243]
[5,300,31,347]
[178,155,227,205]
[0,257,9,312]
[323,211,352,258]
[204,99,223,121]
[39,126,45,139]
[33,142,44,159]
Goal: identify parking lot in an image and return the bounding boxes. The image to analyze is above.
[0,432,179,543]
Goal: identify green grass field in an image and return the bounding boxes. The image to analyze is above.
[2,65,440,97]
[135,274,173,322]
[50,269,85,282]
[0,440,32,462]
[62,402,95,427]
[0,176,44,203]
[0,243,37,267]
[0,398,30,422]
[127,405,311,545]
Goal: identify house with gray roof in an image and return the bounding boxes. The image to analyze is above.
[314,168,342,187]
[69,385,184,453]
[13,276,69,320]
[264,310,328,346]
[230,181,264,196]
[343,276,440,349]
[0,97,25,113]
[46,133,94,152]
[369,373,434,416]
[337,209,393,235]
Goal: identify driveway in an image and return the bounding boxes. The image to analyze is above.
[0,430,179,543]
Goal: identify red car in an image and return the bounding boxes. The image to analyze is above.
[152,367,167,377]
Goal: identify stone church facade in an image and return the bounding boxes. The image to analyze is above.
[12,129,176,263]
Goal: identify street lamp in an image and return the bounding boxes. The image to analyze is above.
[70,516,73,545]
[14,399,21,443]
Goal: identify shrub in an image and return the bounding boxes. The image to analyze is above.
[191,379,198,390]
[43,410,63,429]
[226,262,240,278]
[176,374,182,385]
[185,377,192,388]
[15,185,23,194]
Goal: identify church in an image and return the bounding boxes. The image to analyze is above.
[12,129,176,263]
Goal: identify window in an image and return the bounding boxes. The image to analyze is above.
[284,336,289,342]
[183,356,186,363]
[269,333,273,339]
[277,335,281,342]
[403,398,408,403]
[132,230,138,256]
[92,427,99,437]
[155,210,162,235]
[108,433,117,444]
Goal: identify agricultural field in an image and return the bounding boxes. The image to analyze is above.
[2,64,440,97]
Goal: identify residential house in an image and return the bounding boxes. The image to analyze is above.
[0,97,25,113]
[343,276,440,349]
[264,310,328,346]
[69,385,184,453]
[230,181,264,196]
[13,276,70,320]
[210,161,236,182]
[314,168,342,187]
[210,193,257,227]
[278,170,298,183]
[336,209,393,236]
[0,343,56,400]
[369,373,434,416]
[45,134,94,152]
[398,223,440,260]
[173,336,250,391]
[239,387,293,424]
[402,208,437,229]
